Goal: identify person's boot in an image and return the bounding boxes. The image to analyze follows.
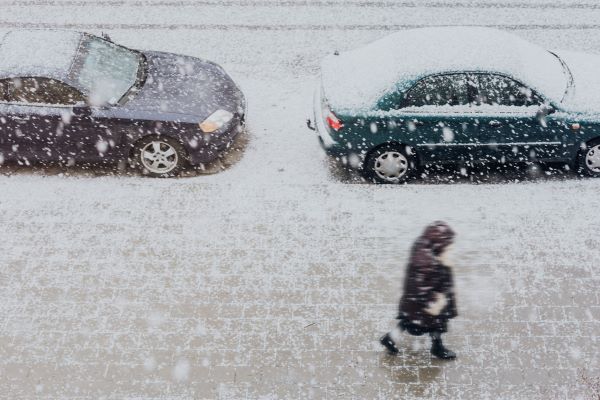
[379,333,399,354]
[430,338,456,360]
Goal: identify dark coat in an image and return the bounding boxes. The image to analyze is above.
[398,222,458,333]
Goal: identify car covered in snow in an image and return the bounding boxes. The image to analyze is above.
[0,29,245,177]
[311,26,600,183]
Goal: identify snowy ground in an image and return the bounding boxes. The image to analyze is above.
[1,1,600,399]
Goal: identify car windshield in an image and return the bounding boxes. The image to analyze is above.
[74,36,142,106]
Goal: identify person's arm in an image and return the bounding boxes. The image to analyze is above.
[410,243,450,316]
[425,292,448,316]
[424,261,452,316]
[410,243,440,306]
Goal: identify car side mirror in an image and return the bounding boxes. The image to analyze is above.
[539,104,556,115]
[72,103,92,117]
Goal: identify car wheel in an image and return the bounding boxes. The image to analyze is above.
[134,136,187,178]
[577,139,600,177]
[363,144,416,184]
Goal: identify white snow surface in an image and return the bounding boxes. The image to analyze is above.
[0,29,82,79]
[1,2,600,399]
[322,27,567,112]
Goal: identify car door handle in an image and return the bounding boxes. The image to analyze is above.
[413,120,425,126]
[488,120,503,127]
[12,116,29,121]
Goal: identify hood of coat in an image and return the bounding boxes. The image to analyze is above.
[119,51,244,123]
[421,221,455,253]
[555,50,600,115]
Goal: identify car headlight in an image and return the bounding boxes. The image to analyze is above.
[199,109,234,133]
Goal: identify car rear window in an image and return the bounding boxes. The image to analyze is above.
[0,80,8,102]
[401,74,470,108]
[6,77,84,106]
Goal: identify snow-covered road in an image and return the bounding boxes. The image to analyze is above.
[1,1,599,399]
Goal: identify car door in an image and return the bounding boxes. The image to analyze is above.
[1,77,86,162]
[393,73,481,164]
[60,105,123,162]
[472,73,566,162]
[0,79,15,160]
[0,77,50,162]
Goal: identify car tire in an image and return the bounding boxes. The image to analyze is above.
[363,144,417,184]
[577,138,600,177]
[133,136,188,178]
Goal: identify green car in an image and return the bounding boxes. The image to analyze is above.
[310,27,600,183]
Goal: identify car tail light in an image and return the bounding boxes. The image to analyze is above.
[326,111,344,131]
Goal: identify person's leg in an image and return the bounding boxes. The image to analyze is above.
[380,322,404,354]
[390,324,403,342]
[429,330,456,360]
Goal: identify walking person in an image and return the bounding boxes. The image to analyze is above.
[380,221,458,360]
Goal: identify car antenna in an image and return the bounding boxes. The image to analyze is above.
[101,32,113,42]
[333,50,339,56]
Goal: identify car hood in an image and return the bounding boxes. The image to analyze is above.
[120,51,244,122]
[556,50,600,115]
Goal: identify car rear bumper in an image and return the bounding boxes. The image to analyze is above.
[313,123,364,167]
[311,83,348,159]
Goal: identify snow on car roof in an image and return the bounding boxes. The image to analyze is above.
[0,30,83,81]
[321,27,567,112]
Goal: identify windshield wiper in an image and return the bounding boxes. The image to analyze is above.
[118,53,147,105]
[135,53,148,90]
[549,51,574,103]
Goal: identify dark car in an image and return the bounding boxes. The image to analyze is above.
[311,27,600,183]
[0,29,246,177]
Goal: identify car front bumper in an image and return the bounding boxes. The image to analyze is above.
[187,112,246,165]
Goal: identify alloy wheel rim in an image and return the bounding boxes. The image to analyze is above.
[585,145,600,173]
[374,151,408,182]
[141,141,178,174]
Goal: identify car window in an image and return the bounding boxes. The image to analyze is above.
[401,74,471,108]
[6,77,85,106]
[0,79,8,102]
[475,74,543,107]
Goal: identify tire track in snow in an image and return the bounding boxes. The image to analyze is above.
[3,21,600,31]
[5,0,600,9]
